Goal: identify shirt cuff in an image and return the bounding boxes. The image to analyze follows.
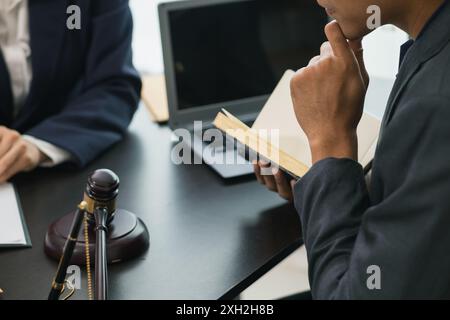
[22,135,72,167]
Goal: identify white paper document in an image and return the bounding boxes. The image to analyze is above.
[0,183,28,246]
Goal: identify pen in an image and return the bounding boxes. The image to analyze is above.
[48,202,87,300]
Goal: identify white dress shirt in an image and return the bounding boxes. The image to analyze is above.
[0,0,71,166]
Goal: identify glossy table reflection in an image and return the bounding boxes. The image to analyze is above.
[0,106,302,300]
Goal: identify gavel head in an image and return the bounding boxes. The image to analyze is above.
[83,169,120,225]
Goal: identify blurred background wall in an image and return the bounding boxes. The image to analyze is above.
[130,0,408,79]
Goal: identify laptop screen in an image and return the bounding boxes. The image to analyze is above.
[167,0,328,111]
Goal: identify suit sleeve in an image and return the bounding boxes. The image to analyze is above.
[26,0,141,167]
[294,95,450,299]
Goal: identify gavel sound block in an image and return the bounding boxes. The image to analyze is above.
[44,169,149,265]
[45,209,149,265]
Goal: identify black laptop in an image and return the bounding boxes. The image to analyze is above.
[159,0,328,178]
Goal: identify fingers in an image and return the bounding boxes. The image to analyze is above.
[254,161,295,201]
[0,130,43,183]
[0,156,27,183]
[253,161,264,184]
[324,21,352,59]
[309,42,332,67]
[0,128,29,183]
[290,179,297,190]
[273,169,293,201]
[255,161,279,194]
[308,55,321,66]
[320,41,333,57]
[0,141,26,182]
[0,127,20,158]
[260,162,277,192]
[324,21,369,88]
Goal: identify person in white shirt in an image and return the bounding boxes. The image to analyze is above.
[0,0,141,183]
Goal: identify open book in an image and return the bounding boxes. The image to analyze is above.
[213,70,381,179]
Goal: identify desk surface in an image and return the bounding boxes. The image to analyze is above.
[0,106,302,300]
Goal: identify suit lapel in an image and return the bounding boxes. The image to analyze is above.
[18,0,68,120]
[380,48,423,132]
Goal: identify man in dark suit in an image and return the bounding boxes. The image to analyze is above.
[0,0,141,183]
[255,0,450,298]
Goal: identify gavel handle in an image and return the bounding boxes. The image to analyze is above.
[94,207,109,300]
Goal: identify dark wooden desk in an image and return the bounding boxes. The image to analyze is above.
[0,106,302,300]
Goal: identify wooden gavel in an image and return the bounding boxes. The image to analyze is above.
[48,169,120,300]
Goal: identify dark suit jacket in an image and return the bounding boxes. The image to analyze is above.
[0,0,141,167]
[294,0,450,299]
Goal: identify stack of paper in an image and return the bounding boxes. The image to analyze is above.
[0,183,30,247]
